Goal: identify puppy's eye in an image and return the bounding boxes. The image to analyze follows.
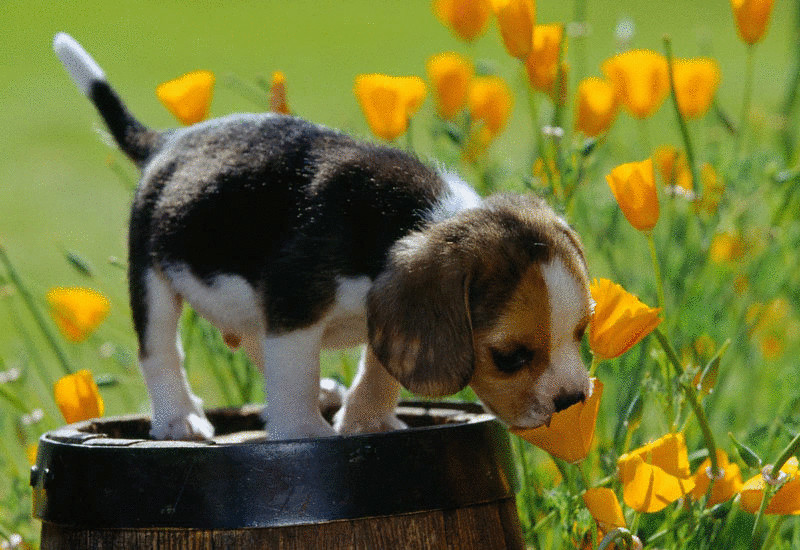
[491,346,537,374]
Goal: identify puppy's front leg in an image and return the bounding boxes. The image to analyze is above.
[334,347,407,434]
[262,326,336,440]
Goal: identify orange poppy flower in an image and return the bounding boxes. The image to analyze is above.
[575,77,618,137]
[491,0,536,59]
[433,0,492,43]
[618,433,696,513]
[511,378,603,464]
[269,71,290,115]
[653,145,692,193]
[606,158,660,232]
[709,232,747,264]
[426,52,474,120]
[740,457,800,515]
[691,450,743,506]
[354,74,426,141]
[54,369,105,424]
[671,58,721,120]
[589,278,662,360]
[156,70,215,125]
[583,487,627,531]
[524,24,565,98]
[467,75,513,137]
[46,287,110,343]
[730,0,775,45]
[602,50,669,119]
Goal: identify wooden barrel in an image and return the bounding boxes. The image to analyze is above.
[32,402,524,549]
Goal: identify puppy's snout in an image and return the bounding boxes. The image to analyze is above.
[553,390,586,413]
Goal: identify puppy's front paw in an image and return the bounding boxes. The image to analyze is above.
[333,408,408,435]
[150,403,215,441]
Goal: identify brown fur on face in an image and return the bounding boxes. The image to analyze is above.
[367,194,592,427]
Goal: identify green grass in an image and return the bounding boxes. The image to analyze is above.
[3,1,800,547]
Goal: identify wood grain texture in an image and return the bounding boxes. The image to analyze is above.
[40,499,525,550]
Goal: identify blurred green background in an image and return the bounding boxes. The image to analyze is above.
[0,0,795,410]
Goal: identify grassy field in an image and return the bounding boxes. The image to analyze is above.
[2,1,800,547]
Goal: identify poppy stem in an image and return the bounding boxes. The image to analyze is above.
[662,35,701,196]
[646,233,666,313]
[405,118,416,154]
[589,355,600,377]
[653,327,720,478]
[771,430,800,479]
[736,45,756,161]
[750,483,776,547]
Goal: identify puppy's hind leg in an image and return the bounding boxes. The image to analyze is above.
[260,326,337,440]
[334,347,407,434]
[135,269,214,440]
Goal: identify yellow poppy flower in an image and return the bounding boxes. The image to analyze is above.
[46,287,110,343]
[26,444,38,466]
[740,457,800,515]
[653,145,692,193]
[491,0,536,59]
[589,278,662,360]
[156,70,215,126]
[730,0,775,45]
[269,71,290,115]
[709,232,747,264]
[426,52,474,120]
[618,433,696,513]
[511,379,603,464]
[524,24,565,98]
[467,75,513,137]
[575,77,618,137]
[354,74,426,141]
[583,487,627,531]
[671,58,721,120]
[691,450,743,506]
[54,369,105,424]
[606,158,660,232]
[602,50,669,119]
[433,0,492,43]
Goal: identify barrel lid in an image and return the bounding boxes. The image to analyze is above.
[32,402,518,529]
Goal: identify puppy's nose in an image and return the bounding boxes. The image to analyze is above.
[553,391,586,413]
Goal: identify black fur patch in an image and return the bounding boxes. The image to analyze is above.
[89,81,160,165]
[128,115,446,338]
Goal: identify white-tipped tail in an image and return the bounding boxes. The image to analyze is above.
[53,32,106,96]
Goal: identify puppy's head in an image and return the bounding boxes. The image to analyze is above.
[367,194,592,429]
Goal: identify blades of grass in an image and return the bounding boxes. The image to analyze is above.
[0,246,75,376]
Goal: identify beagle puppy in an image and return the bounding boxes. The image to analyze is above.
[53,33,592,441]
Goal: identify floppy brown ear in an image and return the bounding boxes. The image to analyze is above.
[367,229,474,397]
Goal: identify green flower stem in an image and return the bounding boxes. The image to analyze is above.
[736,45,756,160]
[770,429,800,475]
[647,233,666,313]
[663,36,701,195]
[405,118,415,154]
[751,483,775,547]
[653,327,720,478]
[761,515,786,550]
[552,24,568,200]
[0,245,75,376]
[589,355,600,377]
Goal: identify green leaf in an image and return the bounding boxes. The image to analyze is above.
[729,432,763,469]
